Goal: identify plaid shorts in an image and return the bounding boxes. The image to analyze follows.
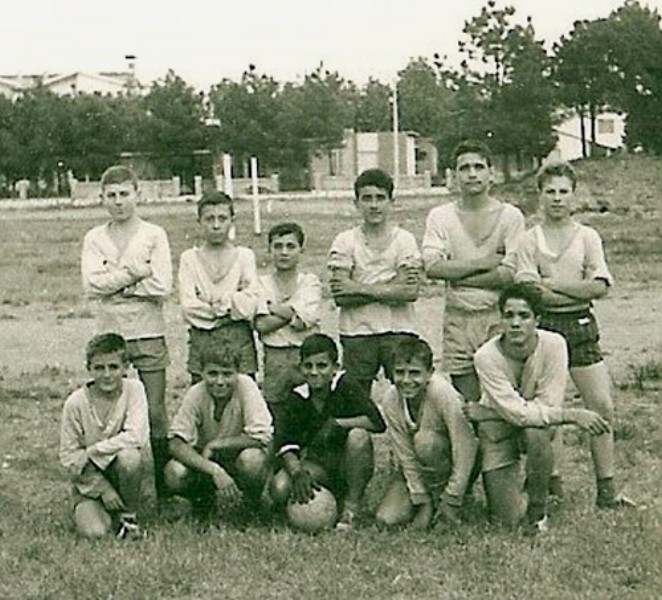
[538,309,603,368]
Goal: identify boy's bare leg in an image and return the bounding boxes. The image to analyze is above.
[341,428,374,512]
[451,371,481,404]
[138,368,169,504]
[483,464,527,528]
[234,448,269,504]
[73,499,113,539]
[375,472,414,527]
[114,448,144,514]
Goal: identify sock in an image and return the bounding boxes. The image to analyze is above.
[597,477,616,501]
[151,437,170,502]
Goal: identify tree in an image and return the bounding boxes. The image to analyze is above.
[355,78,392,132]
[441,2,556,178]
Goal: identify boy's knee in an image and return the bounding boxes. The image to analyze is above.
[236,448,268,480]
[269,469,291,505]
[115,448,142,474]
[74,501,112,539]
[164,459,190,493]
[413,430,448,462]
[346,428,372,453]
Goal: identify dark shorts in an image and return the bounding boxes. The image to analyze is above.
[262,346,303,404]
[187,322,258,377]
[539,309,603,368]
[125,336,169,372]
[340,332,418,393]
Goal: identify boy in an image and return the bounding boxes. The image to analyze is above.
[270,333,386,530]
[255,222,322,406]
[179,191,262,382]
[59,333,149,539]
[515,161,631,509]
[376,337,478,530]
[328,168,421,396]
[81,165,172,507]
[165,345,272,524]
[422,140,525,403]
[465,284,610,533]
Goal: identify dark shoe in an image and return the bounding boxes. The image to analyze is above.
[597,493,637,510]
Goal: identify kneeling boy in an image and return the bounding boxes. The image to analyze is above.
[165,345,273,523]
[270,333,386,530]
[376,338,478,530]
[59,333,149,539]
[466,284,610,532]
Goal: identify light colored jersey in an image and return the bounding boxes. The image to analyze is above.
[328,225,421,336]
[81,219,172,340]
[59,379,149,498]
[381,374,478,504]
[474,329,567,428]
[256,272,322,348]
[168,375,272,450]
[515,222,613,312]
[178,246,261,330]
[422,201,524,311]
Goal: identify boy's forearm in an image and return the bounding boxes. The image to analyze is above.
[169,438,218,476]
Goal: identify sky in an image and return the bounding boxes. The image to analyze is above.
[1,0,660,90]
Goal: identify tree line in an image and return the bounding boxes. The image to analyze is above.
[1,0,660,194]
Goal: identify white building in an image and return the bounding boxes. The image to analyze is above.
[0,71,139,99]
[547,110,626,163]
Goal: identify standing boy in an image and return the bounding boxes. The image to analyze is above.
[59,333,149,539]
[270,333,386,530]
[165,345,272,524]
[376,337,478,530]
[328,168,421,396]
[255,222,322,406]
[422,141,525,403]
[81,165,172,507]
[178,191,262,382]
[465,284,610,532]
[515,161,631,508]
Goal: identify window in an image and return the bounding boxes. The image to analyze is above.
[597,118,615,134]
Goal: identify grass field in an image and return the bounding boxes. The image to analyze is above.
[1,155,661,598]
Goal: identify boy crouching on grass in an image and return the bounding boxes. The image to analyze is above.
[376,338,478,530]
[178,191,262,383]
[270,333,386,531]
[59,333,149,539]
[255,222,322,409]
[81,165,172,509]
[164,345,273,525]
[465,284,610,534]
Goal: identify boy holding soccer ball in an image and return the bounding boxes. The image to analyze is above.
[270,333,386,531]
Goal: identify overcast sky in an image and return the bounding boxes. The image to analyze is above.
[1,0,659,89]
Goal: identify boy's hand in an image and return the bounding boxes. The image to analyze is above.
[211,465,241,504]
[125,259,152,280]
[567,408,611,436]
[435,493,462,526]
[290,468,319,504]
[330,278,362,297]
[269,302,295,321]
[101,488,126,512]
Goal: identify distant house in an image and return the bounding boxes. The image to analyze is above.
[0,71,140,99]
[547,110,626,163]
[309,128,438,191]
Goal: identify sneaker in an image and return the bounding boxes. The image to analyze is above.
[522,514,548,537]
[116,516,143,540]
[335,506,356,532]
[597,493,637,510]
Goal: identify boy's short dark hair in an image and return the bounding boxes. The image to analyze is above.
[199,344,241,371]
[197,190,235,220]
[354,168,394,199]
[536,161,578,191]
[498,283,543,317]
[452,140,492,168]
[392,337,433,371]
[300,333,339,364]
[268,222,305,247]
[100,165,139,191]
[85,333,128,368]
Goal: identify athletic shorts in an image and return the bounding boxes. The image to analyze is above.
[125,336,169,372]
[340,332,418,393]
[262,346,303,404]
[538,309,603,368]
[443,306,501,376]
[187,322,258,377]
[478,422,556,472]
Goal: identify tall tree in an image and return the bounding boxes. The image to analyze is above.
[355,78,392,132]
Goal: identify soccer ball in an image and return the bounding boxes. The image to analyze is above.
[286,487,338,534]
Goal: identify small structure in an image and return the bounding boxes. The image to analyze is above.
[0,71,140,99]
[548,110,626,163]
[310,128,438,191]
